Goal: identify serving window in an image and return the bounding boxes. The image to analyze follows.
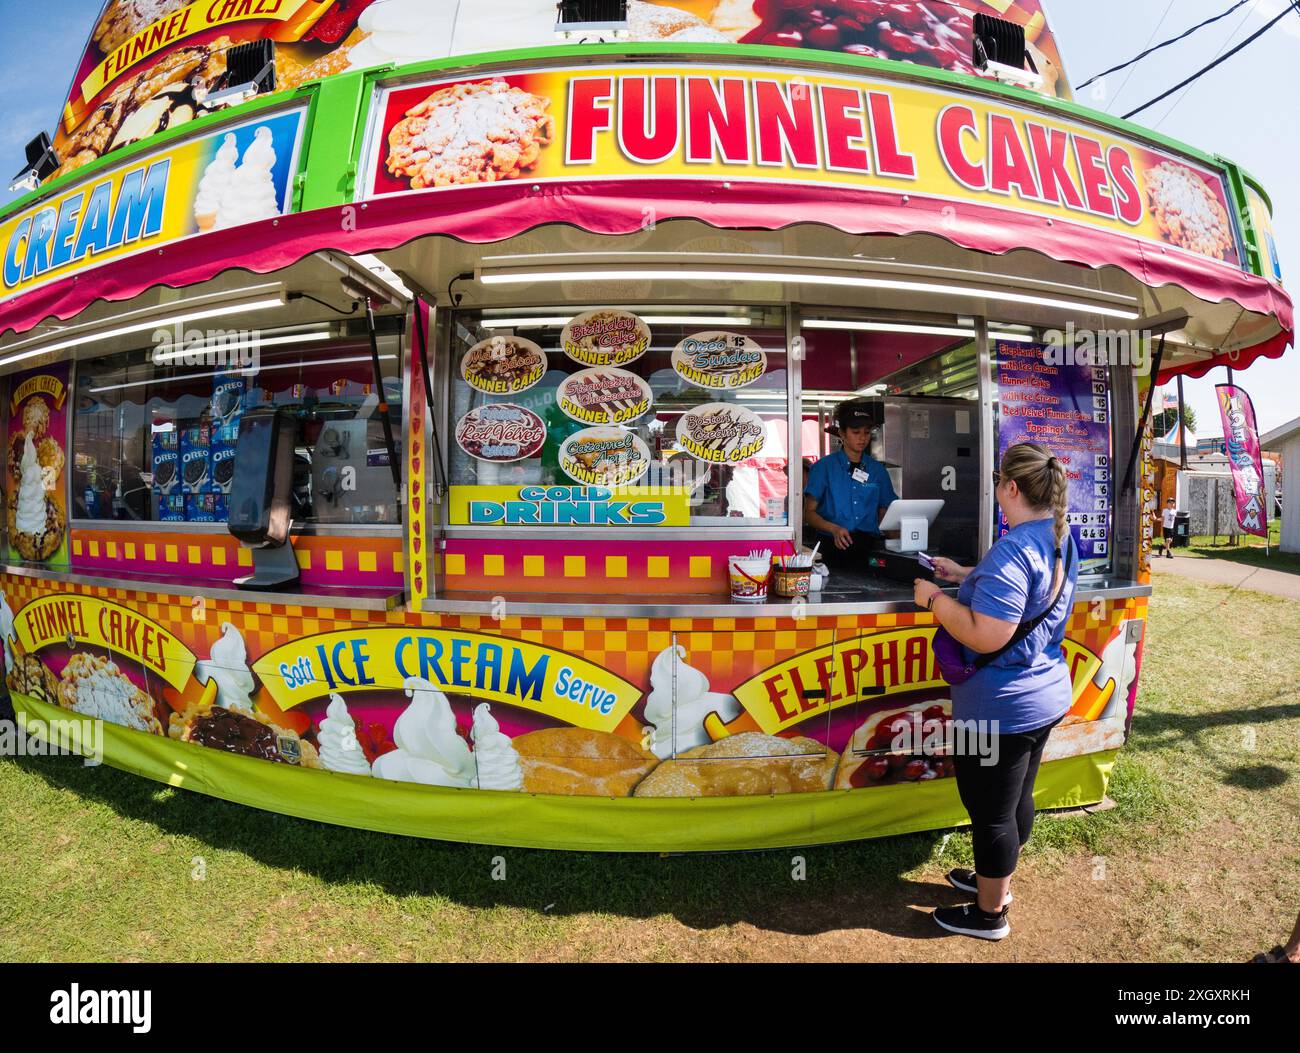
[446,307,790,528]
[71,318,404,528]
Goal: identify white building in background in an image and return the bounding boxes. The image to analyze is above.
[1261,417,1300,554]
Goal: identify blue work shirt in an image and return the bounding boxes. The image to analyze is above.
[804,450,899,535]
[951,518,1079,734]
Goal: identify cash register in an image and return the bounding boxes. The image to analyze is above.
[864,499,945,583]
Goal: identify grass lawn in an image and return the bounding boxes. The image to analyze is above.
[1170,522,1300,575]
[1,576,1296,962]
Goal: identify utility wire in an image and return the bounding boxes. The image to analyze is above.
[1122,0,1300,119]
[1077,0,1251,89]
[1102,0,1175,111]
[1152,0,1261,129]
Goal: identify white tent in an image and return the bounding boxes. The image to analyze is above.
[1260,416,1300,554]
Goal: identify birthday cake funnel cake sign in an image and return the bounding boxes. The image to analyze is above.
[561,310,651,367]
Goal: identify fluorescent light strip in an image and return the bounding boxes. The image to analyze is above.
[802,319,1037,343]
[479,315,754,329]
[88,354,396,394]
[0,296,285,370]
[479,269,1140,320]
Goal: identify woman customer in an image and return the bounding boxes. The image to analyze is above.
[913,442,1078,941]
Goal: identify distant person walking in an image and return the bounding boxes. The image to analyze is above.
[1161,497,1178,557]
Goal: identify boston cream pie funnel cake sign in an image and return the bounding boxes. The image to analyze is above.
[557,367,652,425]
[459,334,548,395]
[675,403,766,464]
[561,310,651,367]
[672,332,767,390]
[560,427,651,486]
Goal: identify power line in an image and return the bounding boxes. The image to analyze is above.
[1152,0,1260,130]
[1102,0,1175,112]
[1077,0,1251,90]
[1122,0,1300,119]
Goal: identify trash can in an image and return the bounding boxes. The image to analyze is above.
[1174,511,1191,546]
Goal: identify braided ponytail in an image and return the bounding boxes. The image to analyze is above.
[1047,457,1069,550]
[1000,442,1070,550]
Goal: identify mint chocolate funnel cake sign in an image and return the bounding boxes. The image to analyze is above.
[675,403,766,464]
[455,404,547,463]
[672,332,767,390]
[557,367,652,425]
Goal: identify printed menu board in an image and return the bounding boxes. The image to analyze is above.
[995,341,1112,574]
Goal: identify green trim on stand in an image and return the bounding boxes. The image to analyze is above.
[13,692,1114,853]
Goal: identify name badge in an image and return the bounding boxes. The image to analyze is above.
[852,469,870,484]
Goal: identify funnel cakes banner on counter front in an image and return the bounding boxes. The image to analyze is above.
[1,107,304,302]
[364,61,1242,268]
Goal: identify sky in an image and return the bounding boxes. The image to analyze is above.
[0,0,1297,434]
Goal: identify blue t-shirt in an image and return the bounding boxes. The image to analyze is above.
[950,518,1078,734]
[804,451,899,535]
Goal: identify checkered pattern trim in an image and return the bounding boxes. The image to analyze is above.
[70,528,403,589]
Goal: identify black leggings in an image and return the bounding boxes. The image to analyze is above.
[953,717,1060,879]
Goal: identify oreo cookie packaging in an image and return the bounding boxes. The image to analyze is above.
[151,428,179,495]
[157,493,185,522]
[210,422,238,494]
[180,421,211,494]
[211,375,246,428]
[185,493,219,522]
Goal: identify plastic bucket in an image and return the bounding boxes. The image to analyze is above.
[728,557,771,602]
[773,566,813,598]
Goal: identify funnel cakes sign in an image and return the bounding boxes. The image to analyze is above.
[361,62,1243,269]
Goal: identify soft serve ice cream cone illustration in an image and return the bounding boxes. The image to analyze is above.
[216,126,280,230]
[193,622,256,712]
[317,693,373,777]
[372,677,476,787]
[644,644,741,759]
[193,133,238,232]
[470,702,523,791]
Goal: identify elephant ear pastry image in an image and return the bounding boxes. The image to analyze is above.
[512,727,658,796]
[633,732,838,797]
[1041,714,1127,763]
[835,700,952,789]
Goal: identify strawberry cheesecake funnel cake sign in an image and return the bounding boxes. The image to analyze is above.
[362,64,1243,269]
[676,403,766,464]
[557,367,653,425]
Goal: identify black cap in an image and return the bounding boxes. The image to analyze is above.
[834,400,879,432]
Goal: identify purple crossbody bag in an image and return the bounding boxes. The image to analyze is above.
[931,543,1072,686]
